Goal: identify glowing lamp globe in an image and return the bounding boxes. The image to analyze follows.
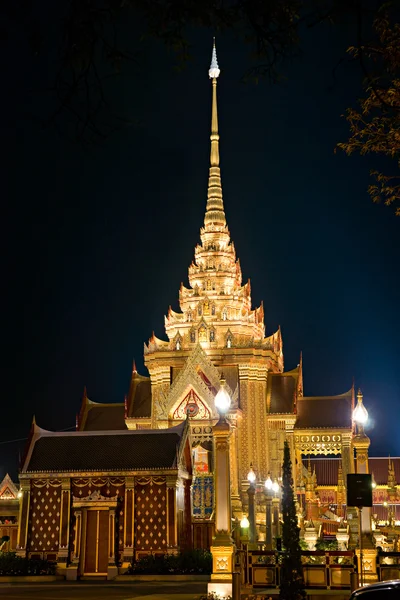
[240,516,250,529]
[353,391,368,425]
[272,480,280,493]
[214,379,231,414]
[247,465,256,483]
[265,474,273,490]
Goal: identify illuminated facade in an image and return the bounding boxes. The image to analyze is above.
[16,44,399,574]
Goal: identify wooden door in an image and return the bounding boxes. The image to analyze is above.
[84,509,109,575]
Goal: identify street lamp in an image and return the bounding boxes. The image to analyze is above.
[353,389,368,432]
[247,465,256,484]
[209,377,234,598]
[247,464,257,545]
[352,389,370,588]
[240,515,250,529]
[264,472,273,549]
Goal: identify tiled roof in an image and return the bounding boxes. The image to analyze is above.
[24,424,185,473]
[83,403,126,431]
[369,457,400,485]
[295,390,352,429]
[127,375,152,418]
[268,373,296,413]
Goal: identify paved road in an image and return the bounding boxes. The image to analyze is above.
[0,581,208,600]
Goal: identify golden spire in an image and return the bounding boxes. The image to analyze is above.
[205,39,226,228]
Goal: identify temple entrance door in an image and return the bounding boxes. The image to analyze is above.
[84,509,109,575]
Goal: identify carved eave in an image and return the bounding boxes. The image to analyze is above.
[294,429,351,456]
[146,332,169,353]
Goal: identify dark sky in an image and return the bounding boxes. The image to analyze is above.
[2,11,399,481]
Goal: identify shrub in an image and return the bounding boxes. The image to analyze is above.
[0,552,56,576]
[127,549,212,574]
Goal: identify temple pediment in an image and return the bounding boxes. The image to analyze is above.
[159,344,234,421]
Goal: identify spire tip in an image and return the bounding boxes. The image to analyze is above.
[209,39,220,79]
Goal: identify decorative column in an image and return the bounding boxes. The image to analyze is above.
[264,474,273,550]
[342,432,354,480]
[107,508,118,580]
[208,377,235,598]
[166,475,178,551]
[272,496,280,542]
[123,477,135,566]
[229,417,242,515]
[353,390,371,534]
[58,478,71,565]
[71,509,82,564]
[16,479,30,557]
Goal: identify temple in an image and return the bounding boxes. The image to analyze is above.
[14,42,399,577]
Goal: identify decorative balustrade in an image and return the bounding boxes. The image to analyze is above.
[377,552,400,582]
[241,549,356,589]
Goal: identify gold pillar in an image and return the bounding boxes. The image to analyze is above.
[109,509,115,562]
[123,477,135,565]
[72,509,82,564]
[16,480,30,557]
[58,478,71,563]
[265,493,273,550]
[208,417,235,598]
[353,431,372,533]
[166,475,178,550]
[229,418,241,514]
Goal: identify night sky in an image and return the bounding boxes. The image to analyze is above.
[2,14,399,481]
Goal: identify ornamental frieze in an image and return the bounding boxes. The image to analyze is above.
[295,433,342,456]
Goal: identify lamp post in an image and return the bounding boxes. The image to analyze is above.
[264,473,273,549]
[208,378,235,599]
[247,465,257,547]
[352,390,370,588]
[272,479,281,545]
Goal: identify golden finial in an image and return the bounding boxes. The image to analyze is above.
[204,39,226,228]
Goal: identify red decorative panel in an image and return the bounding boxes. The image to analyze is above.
[29,479,62,553]
[318,489,336,505]
[135,477,167,551]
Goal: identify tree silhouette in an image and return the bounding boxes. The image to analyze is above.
[279,440,306,600]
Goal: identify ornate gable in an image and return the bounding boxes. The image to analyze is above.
[158,344,234,421]
[0,474,19,500]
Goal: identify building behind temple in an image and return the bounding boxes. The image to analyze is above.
[16,44,400,576]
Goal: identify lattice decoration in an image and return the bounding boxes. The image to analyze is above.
[28,479,62,552]
[135,481,167,550]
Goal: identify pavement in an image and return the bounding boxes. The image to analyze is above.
[0,581,208,600]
